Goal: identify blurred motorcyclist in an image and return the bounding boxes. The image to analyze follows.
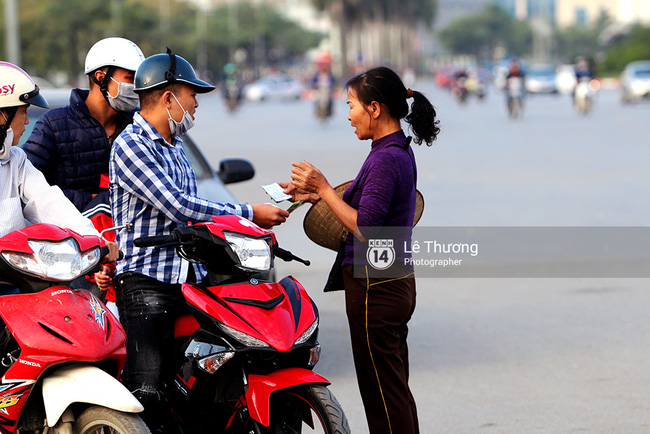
[451,68,469,104]
[222,62,241,112]
[573,56,596,103]
[505,57,525,86]
[467,66,488,100]
[311,53,335,122]
[504,57,525,117]
[574,56,595,82]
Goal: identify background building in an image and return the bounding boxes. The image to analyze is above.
[495,0,650,27]
[434,0,493,27]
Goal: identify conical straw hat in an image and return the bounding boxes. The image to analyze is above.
[303,180,425,251]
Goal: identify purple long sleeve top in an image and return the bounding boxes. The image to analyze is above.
[342,130,416,267]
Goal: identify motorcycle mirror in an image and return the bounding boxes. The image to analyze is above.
[218,158,255,185]
[100,222,132,239]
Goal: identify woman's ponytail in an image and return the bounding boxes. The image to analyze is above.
[406,90,440,146]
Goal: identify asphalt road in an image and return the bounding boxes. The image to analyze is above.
[191,80,650,433]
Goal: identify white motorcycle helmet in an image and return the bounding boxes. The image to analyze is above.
[0,61,49,148]
[85,37,144,111]
[84,37,145,75]
[0,61,49,110]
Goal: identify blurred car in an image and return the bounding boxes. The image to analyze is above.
[556,64,577,94]
[525,64,558,94]
[30,76,75,106]
[241,74,304,102]
[18,93,254,204]
[620,60,650,104]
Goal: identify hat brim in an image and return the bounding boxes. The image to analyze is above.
[134,78,216,94]
[303,180,424,251]
[179,78,215,94]
[25,92,49,109]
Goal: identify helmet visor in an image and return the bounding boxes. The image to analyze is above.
[183,77,215,94]
[19,85,49,109]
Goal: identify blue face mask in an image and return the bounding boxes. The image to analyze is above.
[166,93,194,137]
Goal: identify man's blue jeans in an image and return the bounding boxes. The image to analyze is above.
[115,271,186,432]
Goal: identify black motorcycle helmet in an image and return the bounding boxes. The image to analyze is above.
[134,48,215,94]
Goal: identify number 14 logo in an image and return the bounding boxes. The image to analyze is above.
[366,239,395,270]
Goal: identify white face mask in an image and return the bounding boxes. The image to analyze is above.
[0,127,14,161]
[166,93,195,137]
[107,77,139,112]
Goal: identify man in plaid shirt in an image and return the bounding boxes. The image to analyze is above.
[109,50,288,433]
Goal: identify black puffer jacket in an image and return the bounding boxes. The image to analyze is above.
[22,89,133,211]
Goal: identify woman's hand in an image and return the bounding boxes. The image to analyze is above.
[94,265,114,292]
[291,161,364,241]
[278,181,320,204]
[291,161,329,195]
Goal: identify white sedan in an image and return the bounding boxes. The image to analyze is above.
[242,74,304,102]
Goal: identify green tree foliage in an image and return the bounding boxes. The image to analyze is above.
[600,24,650,75]
[553,12,610,65]
[437,4,532,60]
[18,0,111,81]
[208,2,321,73]
[1,0,322,85]
[553,11,650,76]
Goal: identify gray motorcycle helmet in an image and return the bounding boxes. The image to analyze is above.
[134,48,214,94]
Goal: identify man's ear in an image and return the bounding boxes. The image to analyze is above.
[95,70,105,80]
[89,69,106,86]
[162,90,174,108]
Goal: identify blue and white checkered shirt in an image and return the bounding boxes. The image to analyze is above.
[109,112,253,284]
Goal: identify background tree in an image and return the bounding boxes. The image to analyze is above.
[552,12,650,76]
[208,2,321,78]
[438,4,532,62]
[1,0,322,86]
[19,0,111,83]
[312,0,438,78]
[599,24,650,75]
[553,12,611,67]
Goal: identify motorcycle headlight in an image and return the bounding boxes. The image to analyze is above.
[224,233,272,272]
[218,323,270,348]
[294,319,319,346]
[1,239,100,281]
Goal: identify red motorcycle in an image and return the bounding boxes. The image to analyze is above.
[0,223,150,433]
[134,215,350,433]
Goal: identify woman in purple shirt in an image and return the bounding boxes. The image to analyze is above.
[289,66,440,434]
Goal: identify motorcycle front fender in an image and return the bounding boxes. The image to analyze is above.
[42,364,143,427]
[245,367,330,427]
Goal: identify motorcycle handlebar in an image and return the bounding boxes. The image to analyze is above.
[132,234,311,266]
[99,246,124,261]
[133,235,176,248]
[274,246,310,266]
